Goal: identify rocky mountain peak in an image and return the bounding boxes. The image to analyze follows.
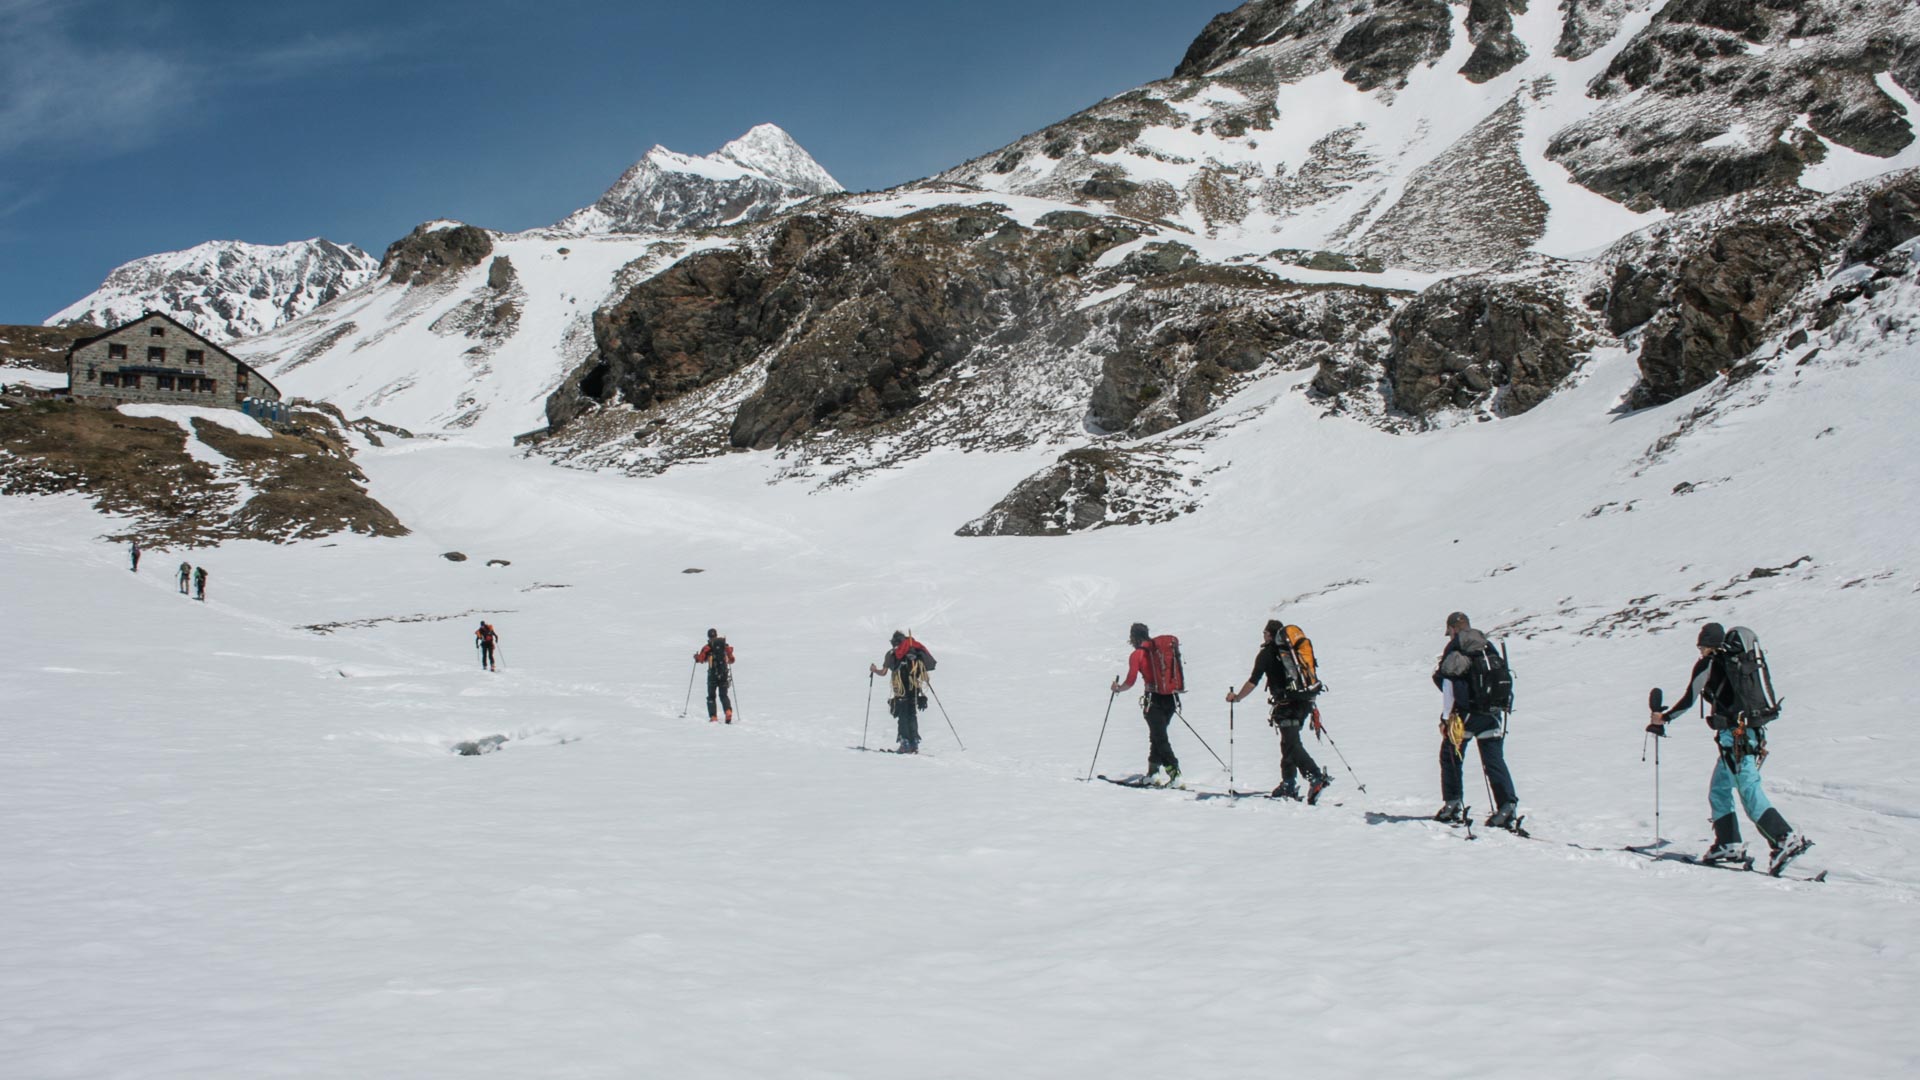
[46,238,378,343]
[555,124,842,235]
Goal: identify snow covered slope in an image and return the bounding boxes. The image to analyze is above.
[233,230,717,440]
[556,123,843,234]
[939,0,1920,272]
[46,238,378,342]
[4,236,1917,1078]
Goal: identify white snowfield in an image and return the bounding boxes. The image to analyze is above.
[5,256,1919,1077]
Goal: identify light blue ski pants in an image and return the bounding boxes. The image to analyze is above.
[1708,730,1774,824]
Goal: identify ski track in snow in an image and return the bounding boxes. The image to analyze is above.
[5,304,1920,1077]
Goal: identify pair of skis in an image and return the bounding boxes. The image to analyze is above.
[1625,843,1827,883]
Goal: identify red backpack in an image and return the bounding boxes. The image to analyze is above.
[1143,635,1185,695]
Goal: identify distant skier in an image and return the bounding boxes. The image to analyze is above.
[192,566,207,602]
[695,629,736,723]
[1228,619,1331,802]
[129,540,140,572]
[176,560,192,594]
[475,620,499,671]
[1111,622,1182,786]
[869,631,934,754]
[1651,622,1812,874]
[1432,612,1518,827]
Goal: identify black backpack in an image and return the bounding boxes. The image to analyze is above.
[1464,642,1515,715]
[1715,626,1781,726]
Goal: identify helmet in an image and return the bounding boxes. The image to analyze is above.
[1697,622,1727,650]
[707,628,717,640]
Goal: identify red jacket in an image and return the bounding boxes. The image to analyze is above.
[695,643,735,665]
[1116,645,1151,691]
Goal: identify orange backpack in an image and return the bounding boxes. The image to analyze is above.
[1281,625,1320,691]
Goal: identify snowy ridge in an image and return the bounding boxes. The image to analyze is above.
[937,0,1920,273]
[47,238,378,342]
[556,123,842,234]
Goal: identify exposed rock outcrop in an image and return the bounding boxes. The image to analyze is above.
[1460,0,1530,83]
[1331,0,1454,91]
[548,207,1143,448]
[1549,0,1920,212]
[1087,271,1398,435]
[956,447,1200,536]
[381,223,495,287]
[1594,175,1920,406]
[1385,262,1596,417]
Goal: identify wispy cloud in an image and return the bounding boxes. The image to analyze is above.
[231,31,393,78]
[0,1,192,156]
[0,5,402,160]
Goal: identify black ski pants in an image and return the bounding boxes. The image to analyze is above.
[891,693,921,748]
[706,675,732,719]
[1142,693,1179,770]
[479,643,495,670]
[1440,713,1516,807]
[1276,723,1323,785]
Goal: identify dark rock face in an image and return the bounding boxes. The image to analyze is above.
[1332,0,1453,91]
[547,208,1142,447]
[1622,220,1837,406]
[1461,0,1530,83]
[381,224,494,287]
[1386,270,1593,417]
[1086,273,1397,435]
[1846,170,1920,265]
[486,256,516,291]
[1174,0,1301,78]
[1595,182,1893,406]
[1551,0,1920,212]
[1557,0,1637,61]
[956,447,1195,536]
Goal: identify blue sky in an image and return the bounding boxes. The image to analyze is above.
[0,0,1232,325]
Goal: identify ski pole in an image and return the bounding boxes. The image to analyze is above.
[927,682,965,750]
[1227,692,1236,790]
[730,675,741,724]
[861,673,875,750]
[1175,704,1227,770]
[679,662,697,718]
[1316,716,1368,794]
[1647,687,1665,844]
[1085,690,1117,781]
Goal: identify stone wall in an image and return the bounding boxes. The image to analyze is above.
[68,313,281,409]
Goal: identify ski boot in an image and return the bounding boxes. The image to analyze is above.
[708,714,719,724]
[1701,841,1748,865]
[1703,813,1748,865]
[1768,833,1813,876]
[1433,800,1464,824]
[724,709,735,725]
[1307,774,1333,806]
[1160,764,1181,788]
[1271,781,1302,801]
[1486,802,1519,830]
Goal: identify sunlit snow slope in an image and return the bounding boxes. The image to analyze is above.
[4,246,1917,1077]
